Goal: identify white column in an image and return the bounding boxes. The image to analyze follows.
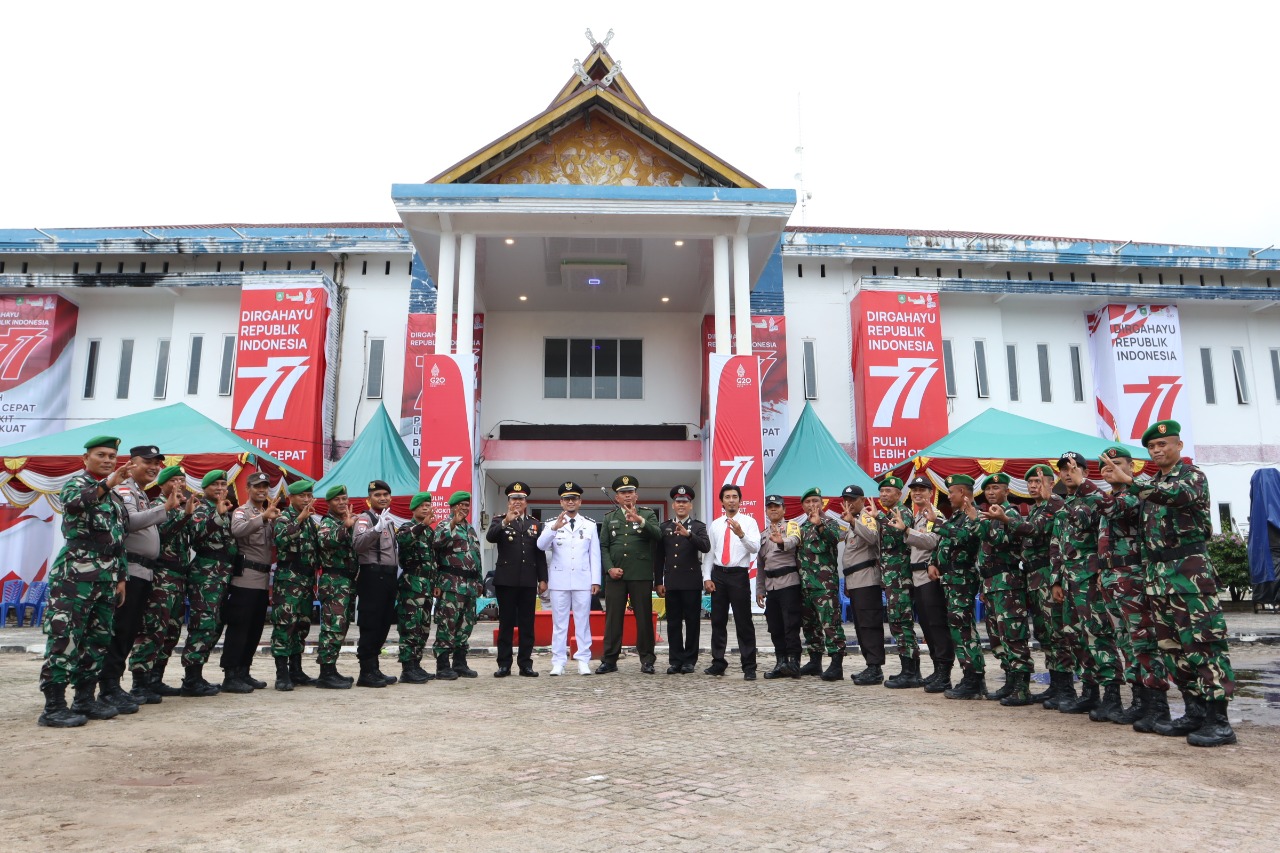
[435,233,457,354]
[455,233,477,358]
[732,234,752,356]
[712,235,731,355]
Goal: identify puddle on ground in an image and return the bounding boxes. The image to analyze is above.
[1229,664,1280,725]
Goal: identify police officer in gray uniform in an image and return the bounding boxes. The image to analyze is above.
[354,479,400,687]
[222,472,281,693]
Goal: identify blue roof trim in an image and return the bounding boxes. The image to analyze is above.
[0,226,413,255]
[858,276,1280,303]
[750,239,784,315]
[392,184,797,204]
[0,270,338,290]
[407,251,437,313]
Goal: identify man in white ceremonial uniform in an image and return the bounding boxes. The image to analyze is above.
[537,482,602,676]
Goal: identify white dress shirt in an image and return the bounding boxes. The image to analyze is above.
[703,512,761,580]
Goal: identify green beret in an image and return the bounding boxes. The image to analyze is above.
[878,475,904,490]
[1103,445,1133,460]
[84,435,120,451]
[801,487,822,502]
[447,491,471,507]
[410,491,433,511]
[155,465,184,486]
[1025,464,1055,480]
[201,469,227,489]
[325,485,347,501]
[983,472,1011,487]
[287,480,314,496]
[1141,419,1180,447]
[944,473,975,489]
[611,474,638,492]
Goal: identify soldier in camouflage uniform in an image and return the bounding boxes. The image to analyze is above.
[928,474,987,700]
[37,436,129,728]
[432,491,483,678]
[396,491,438,685]
[1007,464,1073,708]
[180,469,237,697]
[314,485,358,690]
[975,472,1035,706]
[127,465,198,704]
[875,475,924,688]
[796,487,847,681]
[1048,452,1122,720]
[1097,445,1164,725]
[271,480,320,691]
[1106,420,1235,747]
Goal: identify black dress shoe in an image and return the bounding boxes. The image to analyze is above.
[641,663,655,674]
[595,662,618,674]
[518,666,539,677]
[493,666,511,678]
[704,663,727,676]
[743,670,757,681]
[666,665,681,674]
[681,664,696,674]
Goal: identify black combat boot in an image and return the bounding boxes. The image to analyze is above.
[273,657,294,691]
[1186,700,1237,747]
[852,663,883,685]
[401,659,429,684]
[1000,672,1036,706]
[288,653,314,686]
[1089,682,1123,722]
[315,662,352,690]
[180,664,220,697]
[1044,671,1075,711]
[1029,672,1054,703]
[242,665,268,690]
[989,673,1016,702]
[786,656,802,678]
[820,651,845,682]
[435,653,459,681]
[763,651,790,680]
[884,656,915,689]
[925,661,953,694]
[1134,689,1171,734]
[150,662,183,697]
[1112,684,1145,724]
[798,653,823,676]
[1154,691,1207,737]
[356,657,386,688]
[221,666,254,694]
[944,669,985,700]
[98,676,140,714]
[412,657,434,681]
[452,651,478,678]
[38,683,88,728]
[129,670,163,705]
[1059,680,1099,714]
[70,682,119,720]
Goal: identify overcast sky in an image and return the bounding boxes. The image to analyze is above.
[2,1,1275,249]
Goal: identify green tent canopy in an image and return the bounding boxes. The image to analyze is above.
[765,401,879,500]
[313,404,419,498]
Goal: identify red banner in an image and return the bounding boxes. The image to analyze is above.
[399,314,484,462]
[707,353,766,525]
[0,294,78,441]
[850,289,948,474]
[700,315,789,471]
[231,280,333,478]
[417,353,474,519]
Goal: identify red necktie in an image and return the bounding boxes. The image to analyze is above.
[721,520,733,565]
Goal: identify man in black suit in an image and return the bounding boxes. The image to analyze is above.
[486,481,547,677]
[654,485,711,674]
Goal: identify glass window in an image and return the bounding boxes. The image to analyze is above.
[153,339,170,399]
[366,338,385,399]
[802,340,818,400]
[1069,344,1084,402]
[1231,348,1250,404]
[568,338,593,399]
[187,335,203,395]
[974,340,990,399]
[1270,349,1280,402]
[83,339,101,399]
[1006,344,1020,402]
[1200,348,1216,405]
[594,339,618,399]
[544,338,567,398]
[545,338,643,399]
[116,339,134,399]
[1037,343,1052,402]
[619,339,642,399]
[218,334,236,396]
[941,339,957,398]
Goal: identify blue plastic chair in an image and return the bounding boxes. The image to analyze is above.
[974,595,984,622]
[0,580,24,627]
[19,581,49,627]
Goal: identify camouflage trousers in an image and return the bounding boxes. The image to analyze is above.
[1100,564,1166,689]
[1028,582,1073,674]
[270,569,314,658]
[799,571,846,656]
[181,556,230,667]
[128,563,188,674]
[316,572,354,665]
[942,567,984,675]
[982,576,1032,674]
[432,590,477,655]
[397,573,434,663]
[40,563,116,689]
[1060,565,1120,685]
[1146,555,1235,702]
[881,562,918,656]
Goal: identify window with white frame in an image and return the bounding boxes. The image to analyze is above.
[218,334,236,396]
[544,338,642,399]
[1005,344,1020,402]
[153,339,171,399]
[83,339,101,399]
[802,340,818,400]
[973,340,990,399]
[941,339,957,398]
[1231,348,1250,404]
[366,338,386,399]
[116,339,134,399]
[187,334,203,395]
[1037,343,1052,402]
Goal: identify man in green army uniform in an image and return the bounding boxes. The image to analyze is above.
[597,474,661,675]
[875,475,923,688]
[1007,464,1073,709]
[928,474,987,700]
[1048,452,1122,719]
[127,465,198,704]
[314,485,358,690]
[1103,420,1236,747]
[181,469,237,697]
[432,491,483,679]
[37,436,130,728]
[396,491,438,685]
[975,472,1036,706]
[796,487,847,681]
[1097,446,1162,725]
[271,480,320,692]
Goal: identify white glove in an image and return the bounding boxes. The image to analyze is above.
[373,508,391,532]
